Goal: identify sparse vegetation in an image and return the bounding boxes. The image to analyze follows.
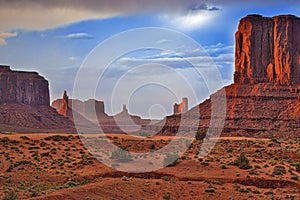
[111,147,132,162]
[0,134,298,199]
[195,128,207,140]
[233,152,252,169]
[273,165,286,175]
[1,190,18,200]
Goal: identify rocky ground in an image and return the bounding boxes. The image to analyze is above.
[0,133,299,200]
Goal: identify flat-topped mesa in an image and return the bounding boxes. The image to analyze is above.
[0,65,50,105]
[234,14,300,85]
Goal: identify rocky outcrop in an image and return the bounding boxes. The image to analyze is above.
[173,97,188,115]
[52,97,152,133]
[58,91,69,117]
[234,15,300,85]
[143,15,300,138]
[0,65,49,105]
[52,97,106,118]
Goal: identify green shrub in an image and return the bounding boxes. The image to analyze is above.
[272,166,286,175]
[233,152,252,169]
[45,135,69,141]
[0,137,9,145]
[205,185,215,193]
[295,164,300,172]
[195,128,207,140]
[39,142,47,147]
[111,147,132,162]
[163,192,173,200]
[291,175,298,180]
[2,190,18,200]
[220,164,227,169]
[40,152,50,157]
[20,136,30,140]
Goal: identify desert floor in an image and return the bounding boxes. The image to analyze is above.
[0,132,299,200]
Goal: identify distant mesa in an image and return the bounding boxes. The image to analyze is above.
[52,91,152,133]
[173,97,188,115]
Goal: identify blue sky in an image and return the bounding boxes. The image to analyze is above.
[0,1,299,118]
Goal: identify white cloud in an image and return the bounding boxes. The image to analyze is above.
[160,2,222,31]
[0,31,17,46]
[68,56,78,61]
[63,33,93,39]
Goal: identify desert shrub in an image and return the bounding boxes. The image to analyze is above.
[195,128,207,140]
[39,142,47,147]
[295,164,300,172]
[78,155,94,165]
[201,161,210,166]
[1,190,18,200]
[0,137,9,145]
[40,152,50,157]
[139,132,151,138]
[163,192,173,200]
[264,190,274,195]
[233,152,252,169]
[220,164,227,169]
[111,147,132,162]
[50,148,57,154]
[273,165,286,175]
[29,190,39,198]
[28,146,39,150]
[20,136,29,140]
[161,176,170,181]
[14,160,31,168]
[205,185,215,193]
[291,175,298,180]
[65,180,80,188]
[163,153,179,167]
[270,138,280,144]
[45,135,69,142]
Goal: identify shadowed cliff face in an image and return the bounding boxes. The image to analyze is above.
[234,15,300,85]
[0,65,50,106]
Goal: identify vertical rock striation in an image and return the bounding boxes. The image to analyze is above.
[234,15,300,85]
[0,65,50,105]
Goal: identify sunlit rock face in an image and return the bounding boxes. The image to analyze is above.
[142,15,300,138]
[234,14,300,85]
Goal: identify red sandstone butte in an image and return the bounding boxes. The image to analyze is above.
[0,65,49,105]
[143,15,300,138]
[235,14,300,85]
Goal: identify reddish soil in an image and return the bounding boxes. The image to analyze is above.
[0,133,299,200]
